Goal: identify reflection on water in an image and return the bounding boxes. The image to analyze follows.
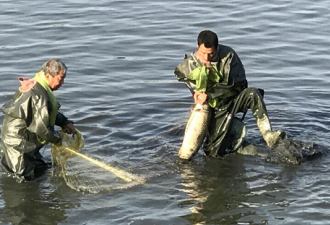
[0,175,78,225]
[177,140,327,224]
[178,156,251,224]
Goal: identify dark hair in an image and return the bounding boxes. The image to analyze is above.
[197,30,218,48]
[41,59,67,76]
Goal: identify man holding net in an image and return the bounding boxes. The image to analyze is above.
[1,59,76,181]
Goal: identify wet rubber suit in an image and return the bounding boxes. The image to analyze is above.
[1,79,72,180]
[175,44,270,157]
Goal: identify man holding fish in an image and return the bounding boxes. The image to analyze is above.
[175,30,286,160]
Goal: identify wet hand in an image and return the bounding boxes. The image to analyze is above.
[63,122,76,137]
[55,139,62,146]
[194,91,208,105]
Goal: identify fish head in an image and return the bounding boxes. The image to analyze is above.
[178,147,197,160]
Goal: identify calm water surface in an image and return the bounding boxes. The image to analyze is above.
[1,1,330,224]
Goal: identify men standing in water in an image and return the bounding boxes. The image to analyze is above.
[174,30,286,158]
[1,59,76,180]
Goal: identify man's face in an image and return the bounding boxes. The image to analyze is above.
[196,43,218,64]
[46,70,66,91]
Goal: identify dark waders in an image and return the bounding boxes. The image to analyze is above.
[204,87,267,156]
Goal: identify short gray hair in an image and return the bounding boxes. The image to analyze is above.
[41,59,67,76]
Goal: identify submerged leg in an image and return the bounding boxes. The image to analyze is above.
[236,88,286,148]
[257,116,287,148]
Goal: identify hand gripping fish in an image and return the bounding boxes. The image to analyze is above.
[178,103,211,160]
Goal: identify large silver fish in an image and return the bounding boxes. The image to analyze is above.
[178,103,210,160]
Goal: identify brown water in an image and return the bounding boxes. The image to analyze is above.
[1,1,330,224]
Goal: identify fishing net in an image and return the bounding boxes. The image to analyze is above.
[50,129,145,193]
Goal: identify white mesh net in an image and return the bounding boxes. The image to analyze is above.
[50,129,146,193]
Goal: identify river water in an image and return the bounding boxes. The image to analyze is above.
[1,0,330,224]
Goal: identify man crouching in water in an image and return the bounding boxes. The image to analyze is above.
[1,59,76,181]
[174,30,287,158]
